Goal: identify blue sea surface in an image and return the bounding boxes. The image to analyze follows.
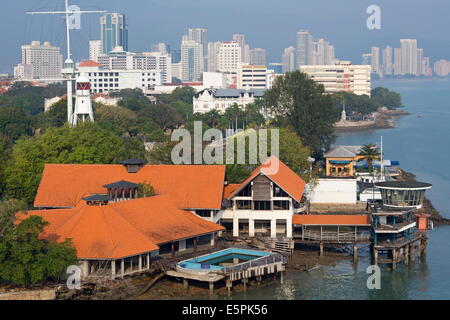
[232,79,450,300]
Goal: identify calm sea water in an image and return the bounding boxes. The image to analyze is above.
[232,79,450,300]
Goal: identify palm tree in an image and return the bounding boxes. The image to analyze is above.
[358,144,381,173]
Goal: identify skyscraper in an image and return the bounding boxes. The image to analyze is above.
[393,48,402,75]
[16,41,62,80]
[207,42,222,72]
[296,31,314,67]
[181,36,203,82]
[313,39,335,65]
[371,46,381,75]
[187,28,208,70]
[400,39,418,75]
[218,42,242,73]
[416,48,424,75]
[382,46,393,75]
[100,13,128,54]
[362,53,372,66]
[250,48,267,66]
[282,46,296,73]
[232,34,249,63]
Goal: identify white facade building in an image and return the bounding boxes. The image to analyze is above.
[16,41,63,80]
[237,64,268,89]
[282,46,296,73]
[300,61,372,96]
[89,40,103,63]
[217,42,242,73]
[14,64,33,80]
[249,48,267,66]
[193,88,265,114]
[308,179,358,204]
[77,61,161,94]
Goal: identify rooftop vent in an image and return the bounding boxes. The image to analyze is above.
[120,159,145,173]
[82,194,110,206]
[103,180,140,202]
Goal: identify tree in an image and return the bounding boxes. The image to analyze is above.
[371,87,403,109]
[0,215,76,286]
[137,182,156,198]
[358,144,381,172]
[94,103,139,136]
[330,92,379,116]
[113,88,151,112]
[138,104,184,131]
[0,106,34,140]
[265,71,339,156]
[0,199,26,238]
[3,123,144,204]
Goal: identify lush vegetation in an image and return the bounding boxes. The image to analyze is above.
[358,143,381,172]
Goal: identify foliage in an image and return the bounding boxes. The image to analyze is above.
[138,104,184,131]
[3,123,144,204]
[94,103,138,136]
[112,88,151,112]
[358,143,381,172]
[265,71,339,156]
[137,182,156,198]
[0,215,76,286]
[371,87,403,109]
[0,106,34,140]
[0,199,26,238]
[330,92,379,116]
[34,98,69,131]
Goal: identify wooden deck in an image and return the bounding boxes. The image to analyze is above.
[294,230,372,244]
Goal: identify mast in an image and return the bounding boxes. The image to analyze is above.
[27,1,106,124]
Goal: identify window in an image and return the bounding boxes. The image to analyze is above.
[273,201,290,210]
[273,185,288,197]
[254,201,271,211]
[195,210,211,218]
[237,184,251,197]
[236,200,251,210]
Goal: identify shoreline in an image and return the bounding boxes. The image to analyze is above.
[334,109,410,133]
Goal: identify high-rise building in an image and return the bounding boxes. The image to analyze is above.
[100,13,128,54]
[187,28,208,69]
[362,53,372,66]
[217,42,242,73]
[382,46,393,75]
[393,48,402,75]
[296,31,314,67]
[300,61,372,96]
[250,48,267,66]
[207,42,222,72]
[89,40,102,62]
[282,46,296,73]
[232,34,249,63]
[237,64,268,89]
[313,39,335,65]
[400,39,418,75]
[434,59,450,77]
[416,48,424,75]
[15,41,63,80]
[371,47,381,75]
[181,37,203,82]
[151,43,169,55]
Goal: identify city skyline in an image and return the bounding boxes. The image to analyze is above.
[1,0,450,74]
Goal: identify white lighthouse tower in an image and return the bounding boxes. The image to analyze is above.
[72,74,94,126]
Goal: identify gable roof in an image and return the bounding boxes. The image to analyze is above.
[226,156,306,202]
[324,145,362,158]
[79,60,102,67]
[34,164,226,210]
[19,196,224,260]
[292,214,371,226]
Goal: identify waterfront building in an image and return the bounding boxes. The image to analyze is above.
[382,46,393,75]
[300,61,372,96]
[371,46,381,75]
[15,41,63,80]
[100,13,128,54]
[400,39,418,75]
[193,88,265,114]
[434,59,450,76]
[221,157,306,238]
[324,145,364,177]
[89,40,102,63]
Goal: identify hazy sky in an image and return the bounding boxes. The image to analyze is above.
[1,0,449,73]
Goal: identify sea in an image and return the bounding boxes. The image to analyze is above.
[231,78,450,300]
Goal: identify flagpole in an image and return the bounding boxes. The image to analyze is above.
[380,136,384,180]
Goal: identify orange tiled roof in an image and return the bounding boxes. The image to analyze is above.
[293,214,371,226]
[19,195,224,260]
[223,184,240,199]
[34,164,226,209]
[226,156,306,202]
[79,60,102,67]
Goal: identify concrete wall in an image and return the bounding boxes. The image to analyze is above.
[309,179,357,204]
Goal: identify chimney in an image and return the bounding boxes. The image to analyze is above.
[120,159,145,173]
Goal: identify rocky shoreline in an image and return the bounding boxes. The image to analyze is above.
[335,109,410,132]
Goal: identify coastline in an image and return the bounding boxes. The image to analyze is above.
[334,109,410,133]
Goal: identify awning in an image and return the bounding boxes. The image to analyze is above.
[329,160,352,165]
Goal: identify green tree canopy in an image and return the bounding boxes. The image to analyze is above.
[0,106,34,140]
[371,87,403,109]
[265,71,339,156]
[0,215,76,286]
[3,123,145,204]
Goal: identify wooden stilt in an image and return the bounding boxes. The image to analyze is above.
[209,282,214,295]
[319,243,324,257]
[404,246,409,265]
[374,249,378,266]
[280,271,284,284]
[183,279,189,289]
[410,244,415,262]
[392,249,397,270]
[226,280,232,297]
[353,245,358,264]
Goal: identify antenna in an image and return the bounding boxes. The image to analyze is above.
[27,0,106,125]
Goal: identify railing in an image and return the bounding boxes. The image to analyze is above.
[223,253,286,274]
[299,230,371,242]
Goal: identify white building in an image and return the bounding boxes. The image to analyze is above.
[77,60,161,94]
[237,64,268,89]
[16,41,63,80]
[313,39,335,65]
[371,46,381,75]
[307,179,358,204]
[300,61,372,96]
[218,42,242,73]
[250,48,267,66]
[181,37,203,82]
[193,88,265,114]
[282,46,296,73]
[221,157,306,238]
[89,40,102,63]
[13,64,33,80]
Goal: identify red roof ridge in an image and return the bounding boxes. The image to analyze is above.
[79,60,102,67]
